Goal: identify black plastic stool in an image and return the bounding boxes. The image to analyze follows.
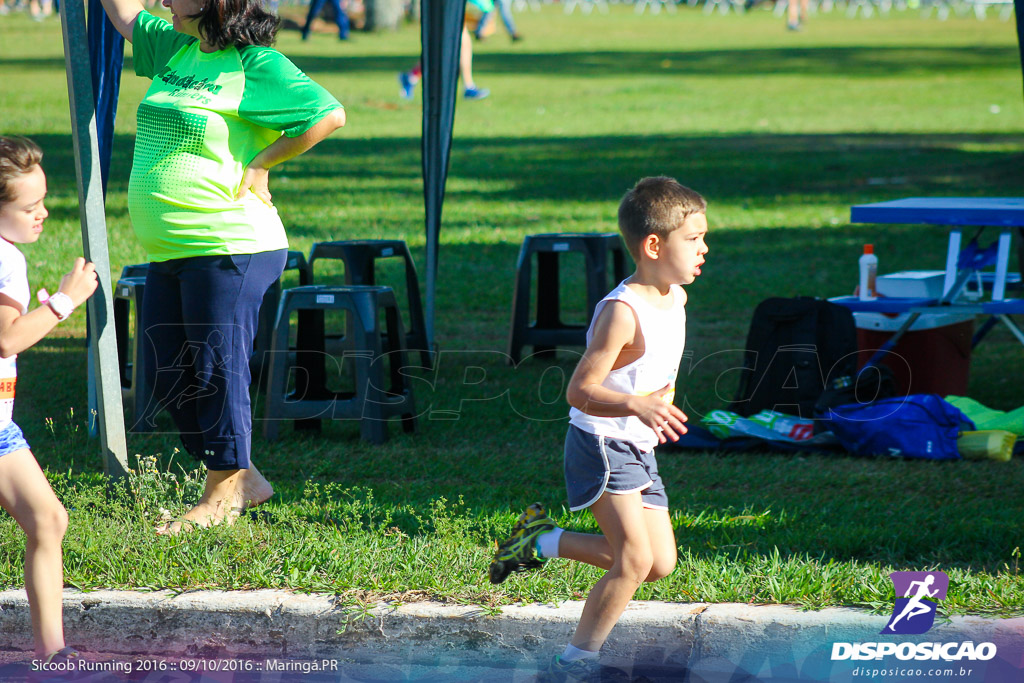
[261,285,417,444]
[113,275,155,432]
[121,263,149,279]
[308,240,431,366]
[507,233,629,363]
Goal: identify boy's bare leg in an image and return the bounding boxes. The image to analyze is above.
[0,450,68,656]
[559,531,613,570]
[559,507,677,582]
[568,492,655,652]
[641,506,678,582]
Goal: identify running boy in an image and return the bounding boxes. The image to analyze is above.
[0,136,98,664]
[489,177,708,680]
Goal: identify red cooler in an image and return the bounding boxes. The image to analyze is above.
[855,311,975,396]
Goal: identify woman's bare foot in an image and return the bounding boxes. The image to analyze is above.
[234,464,274,510]
[156,469,243,535]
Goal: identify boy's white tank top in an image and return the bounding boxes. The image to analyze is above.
[569,280,687,452]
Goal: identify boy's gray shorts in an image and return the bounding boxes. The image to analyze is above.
[563,425,668,512]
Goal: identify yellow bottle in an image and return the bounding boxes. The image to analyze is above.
[957,430,1016,462]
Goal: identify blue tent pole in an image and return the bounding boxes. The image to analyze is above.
[59,0,129,478]
[84,0,125,439]
[421,0,466,352]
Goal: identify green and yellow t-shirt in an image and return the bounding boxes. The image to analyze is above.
[128,11,342,262]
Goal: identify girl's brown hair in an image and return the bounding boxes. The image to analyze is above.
[0,136,43,206]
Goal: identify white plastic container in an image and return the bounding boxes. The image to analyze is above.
[858,244,878,300]
[875,270,947,299]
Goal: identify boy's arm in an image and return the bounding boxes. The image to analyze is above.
[566,301,688,443]
[0,258,97,358]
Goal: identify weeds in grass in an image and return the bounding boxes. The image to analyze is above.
[127,452,205,522]
[43,407,82,446]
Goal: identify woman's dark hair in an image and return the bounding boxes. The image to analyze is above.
[193,0,280,50]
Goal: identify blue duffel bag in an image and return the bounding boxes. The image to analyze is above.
[820,394,974,460]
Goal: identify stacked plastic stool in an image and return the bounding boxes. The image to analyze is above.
[507,233,629,363]
[261,284,417,444]
[308,240,431,366]
[114,264,153,432]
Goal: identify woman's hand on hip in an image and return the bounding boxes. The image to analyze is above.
[236,165,273,207]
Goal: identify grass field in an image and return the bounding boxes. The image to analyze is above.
[0,4,1023,617]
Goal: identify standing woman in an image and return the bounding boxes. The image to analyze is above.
[99,0,346,532]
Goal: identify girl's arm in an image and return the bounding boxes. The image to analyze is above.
[98,0,144,43]
[0,258,98,358]
[235,109,347,206]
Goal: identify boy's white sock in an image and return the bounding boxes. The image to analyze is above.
[536,526,564,559]
[561,643,599,662]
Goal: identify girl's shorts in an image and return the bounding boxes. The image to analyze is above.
[563,424,668,512]
[0,422,30,458]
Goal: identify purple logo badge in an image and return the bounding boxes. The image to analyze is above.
[882,571,949,635]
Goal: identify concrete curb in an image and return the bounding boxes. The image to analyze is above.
[2,589,1022,672]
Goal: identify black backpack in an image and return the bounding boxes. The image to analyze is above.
[729,297,864,419]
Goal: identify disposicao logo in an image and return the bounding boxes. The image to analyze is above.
[882,570,948,635]
[831,570,998,663]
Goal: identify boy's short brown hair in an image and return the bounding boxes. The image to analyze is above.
[618,176,706,258]
[0,136,43,206]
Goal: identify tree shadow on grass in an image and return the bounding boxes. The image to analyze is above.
[5,45,1019,78]
[264,45,1024,79]
[26,132,1024,215]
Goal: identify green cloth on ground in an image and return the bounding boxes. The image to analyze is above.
[946,396,1024,435]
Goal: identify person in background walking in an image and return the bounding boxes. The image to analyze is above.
[474,0,522,42]
[301,0,349,41]
[787,0,808,31]
[399,3,490,102]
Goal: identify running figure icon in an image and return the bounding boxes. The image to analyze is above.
[887,575,938,631]
[883,570,948,635]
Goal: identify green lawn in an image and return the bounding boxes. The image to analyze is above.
[0,4,1023,616]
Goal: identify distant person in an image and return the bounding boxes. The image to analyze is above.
[787,0,808,30]
[488,177,709,679]
[474,0,522,42]
[301,0,349,41]
[28,0,53,19]
[399,10,489,101]
[0,136,98,666]
[97,0,345,533]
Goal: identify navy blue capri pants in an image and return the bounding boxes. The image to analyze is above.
[139,249,287,471]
